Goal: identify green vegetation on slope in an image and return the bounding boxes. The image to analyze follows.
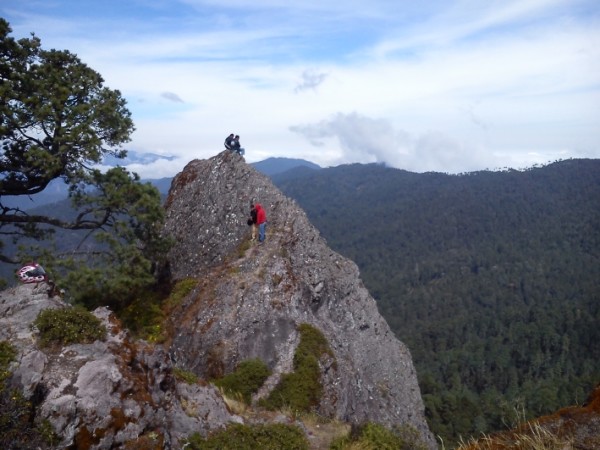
[34,307,107,347]
[261,323,334,412]
[330,422,427,450]
[213,358,272,405]
[274,159,600,446]
[0,341,59,448]
[185,423,309,450]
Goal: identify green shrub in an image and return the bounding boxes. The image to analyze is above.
[0,341,59,447]
[121,290,165,342]
[0,341,17,387]
[34,307,106,347]
[185,423,309,450]
[213,358,271,404]
[121,278,197,342]
[329,422,427,450]
[294,323,334,368]
[173,367,199,384]
[167,278,198,308]
[260,323,334,412]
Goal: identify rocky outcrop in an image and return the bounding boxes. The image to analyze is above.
[0,282,236,449]
[163,151,437,448]
[0,151,437,449]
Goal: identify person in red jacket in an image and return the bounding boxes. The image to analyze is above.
[254,202,267,242]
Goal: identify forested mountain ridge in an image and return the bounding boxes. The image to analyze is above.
[2,155,597,447]
[272,158,600,445]
[251,156,321,176]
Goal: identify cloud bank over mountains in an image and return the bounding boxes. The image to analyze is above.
[2,0,598,178]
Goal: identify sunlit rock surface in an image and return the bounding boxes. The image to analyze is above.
[163,151,436,448]
[0,283,236,449]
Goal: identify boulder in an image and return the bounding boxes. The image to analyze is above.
[0,283,235,449]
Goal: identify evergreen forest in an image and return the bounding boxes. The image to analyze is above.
[272,159,600,446]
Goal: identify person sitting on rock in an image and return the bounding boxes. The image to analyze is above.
[232,135,245,156]
[224,133,235,151]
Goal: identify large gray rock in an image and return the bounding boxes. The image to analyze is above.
[0,283,236,449]
[164,151,437,448]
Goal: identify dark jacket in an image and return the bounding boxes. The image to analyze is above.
[224,135,234,150]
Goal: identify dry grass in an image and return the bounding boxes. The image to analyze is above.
[219,389,249,416]
[457,387,600,450]
[299,413,351,450]
[457,420,574,450]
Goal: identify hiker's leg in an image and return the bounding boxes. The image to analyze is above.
[259,222,266,242]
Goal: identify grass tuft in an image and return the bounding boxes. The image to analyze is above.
[219,389,249,416]
[173,367,199,384]
[213,358,271,405]
[330,422,428,450]
[34,307,106,347]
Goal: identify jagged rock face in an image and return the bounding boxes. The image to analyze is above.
[163,151,437,448]
[0,283,236,449]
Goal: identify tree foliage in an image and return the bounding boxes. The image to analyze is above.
[273,159,600,447]
[0,19,170,308]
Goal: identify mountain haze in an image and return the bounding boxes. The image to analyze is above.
[0,157,314,212]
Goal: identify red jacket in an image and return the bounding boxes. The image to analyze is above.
[255,203,267,225]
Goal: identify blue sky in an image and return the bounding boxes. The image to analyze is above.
[2,0,599,178]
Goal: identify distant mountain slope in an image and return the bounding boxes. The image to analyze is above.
[0,178,171,211]
[0,156,315,210]
[272,158,600,446]
[0,177,171,284]
[0,178,70,210]
[251,157,320,177]
[149,177,173,195]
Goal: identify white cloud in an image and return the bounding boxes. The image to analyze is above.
[1,0,598,178]
[122,158,189,180]
[290,112,495,173]
[294,70,329,93]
